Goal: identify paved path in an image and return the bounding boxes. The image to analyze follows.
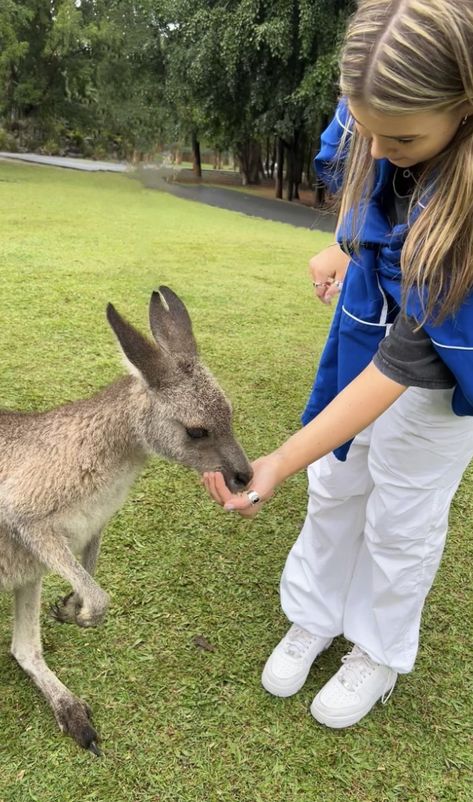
[136,167,336,231]
[0,152,335,231]
[0,151,128,172]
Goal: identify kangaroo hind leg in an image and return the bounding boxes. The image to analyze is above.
[11,579,102,755]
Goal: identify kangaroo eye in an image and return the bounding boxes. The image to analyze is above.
[186,427,209,440]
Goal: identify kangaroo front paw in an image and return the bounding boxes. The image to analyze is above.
[53,588,109,628]
[51,592,81,624]
[76,588,109,628]
[55,697,102,756]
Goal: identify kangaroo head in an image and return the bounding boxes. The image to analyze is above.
[106,287,252,493]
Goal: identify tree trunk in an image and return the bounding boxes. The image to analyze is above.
[248,140,261,184]
[191,132,202,178]
[270,139,277,180]
[313,179,326,208]
[286,143,295,202]
[264,137,271,178]
[293,130,306,201]
[285,128,305,202]
[312,115,329,206]
[306,141,316,189]
[276,138,284,199]
[238,138,262,185]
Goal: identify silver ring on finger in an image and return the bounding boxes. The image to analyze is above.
[246,490,261,505]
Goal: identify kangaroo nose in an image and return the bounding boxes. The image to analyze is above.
[233,469,253,489]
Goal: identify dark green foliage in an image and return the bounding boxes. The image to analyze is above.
[0,0,168,157]
[0,0,355,178]
[164,0,356,191]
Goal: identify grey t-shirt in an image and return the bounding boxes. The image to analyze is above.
[373,169,454,389]
[373,313,455,388]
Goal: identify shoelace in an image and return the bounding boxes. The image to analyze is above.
[284,626,318,659]
[381,683,395,705]
[339,645,376,691]
[339,645,395,703]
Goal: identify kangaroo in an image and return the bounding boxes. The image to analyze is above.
[0,287,252,755]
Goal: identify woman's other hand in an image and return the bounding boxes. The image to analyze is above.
[309,243,350,305]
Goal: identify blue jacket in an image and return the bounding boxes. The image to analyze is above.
[303,99,473,460]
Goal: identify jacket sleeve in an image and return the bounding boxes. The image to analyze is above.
[313,98,353,194]
[407,291,473,416]
[428,321,473,416]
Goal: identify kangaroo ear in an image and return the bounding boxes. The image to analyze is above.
[107,303,164,387]
[149,287,198,357]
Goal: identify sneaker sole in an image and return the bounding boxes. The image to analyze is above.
[310,689,393,729]
[261,668,307,698]
[261,639,333,698]
[310,700,373,728]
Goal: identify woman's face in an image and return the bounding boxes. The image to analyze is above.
[348,100,468,167]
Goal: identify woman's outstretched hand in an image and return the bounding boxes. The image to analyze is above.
[203,454,284,518]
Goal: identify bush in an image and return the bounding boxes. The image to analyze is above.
[0,128,18,151]
[39,139,63,156]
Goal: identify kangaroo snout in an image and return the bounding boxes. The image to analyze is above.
[223,465,254,494]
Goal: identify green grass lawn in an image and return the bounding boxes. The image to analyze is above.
[0,160,471,802]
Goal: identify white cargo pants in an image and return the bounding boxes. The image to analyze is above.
[280,387,473,673]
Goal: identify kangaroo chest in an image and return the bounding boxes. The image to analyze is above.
[58,465,143,554]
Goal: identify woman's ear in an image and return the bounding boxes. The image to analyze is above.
[458,101,473,119]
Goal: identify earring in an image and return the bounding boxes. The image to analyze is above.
[462,115,469,126]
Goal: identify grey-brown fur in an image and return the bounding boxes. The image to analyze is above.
[0,287,251,754]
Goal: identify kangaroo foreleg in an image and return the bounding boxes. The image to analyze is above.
[11,580,101,754]
[52,531,104,625]
[15,523,108,627]
[81,531,103,575]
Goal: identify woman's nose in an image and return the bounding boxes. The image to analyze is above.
[370,135,393,161]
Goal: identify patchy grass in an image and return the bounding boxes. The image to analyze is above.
[0,160,471,802]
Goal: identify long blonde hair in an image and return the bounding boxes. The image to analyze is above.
[338,0,473,323]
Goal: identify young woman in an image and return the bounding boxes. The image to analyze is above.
[204,0,473,729]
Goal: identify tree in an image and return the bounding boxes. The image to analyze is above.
[0,0,168,157]
[0,0,355,190]
[163,0,355,195]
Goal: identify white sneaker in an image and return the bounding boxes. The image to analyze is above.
[261,624,333,698]
[310,644,397,728]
